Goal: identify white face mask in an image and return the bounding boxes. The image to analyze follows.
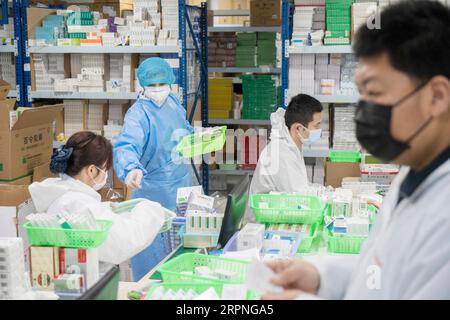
[90,166,108,191]
[143,85,171,107]
[298,125,322,146]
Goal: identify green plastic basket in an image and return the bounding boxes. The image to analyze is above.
[329,150,361,163]
[157,253,249,284]
[250,194,325,224]
[24,220,113,248]
[177,126,227,158]
[145,282,255,300]
[111,198,175,233]
[327,232,368,254]
[297,223,320,253]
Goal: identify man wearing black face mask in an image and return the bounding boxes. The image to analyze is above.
[261,0,450,300]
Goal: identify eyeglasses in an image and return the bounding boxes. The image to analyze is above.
[95,166,107,174]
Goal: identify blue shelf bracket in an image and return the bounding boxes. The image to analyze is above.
[281,0,291,109]
[180,1,209,193]
[1,0,8,25]
[12,0,23,105]
[200,2,209,194]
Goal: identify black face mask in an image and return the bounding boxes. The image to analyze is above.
[355,82,432,162]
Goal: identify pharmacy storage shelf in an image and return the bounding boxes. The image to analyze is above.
[288,45,353,55]
[313,95,359,104]
[213,10,250,17]
[209,119,271,126]
[30,91,138,100]
[208,26,281,33]
[28,45,181,54]
[209,67,281,74]
[0,45,15,52]
[303,148,330,158]
[210,169,255,176]
[210,149,329,177]
[286,93,360,104]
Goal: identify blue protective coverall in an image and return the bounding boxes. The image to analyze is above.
[114,93,193,280]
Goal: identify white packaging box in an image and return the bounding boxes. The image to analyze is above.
[237,223,265,251]
[301,54,315,66]
[0,238,27,299]
[59,248,99,290]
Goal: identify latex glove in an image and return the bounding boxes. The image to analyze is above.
[125,169,143,190]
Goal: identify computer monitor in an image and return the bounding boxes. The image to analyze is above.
[78,265,120,300]
[217,174,251,248]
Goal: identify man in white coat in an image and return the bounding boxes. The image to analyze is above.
[262,0,450,300]
[245,94,323,222]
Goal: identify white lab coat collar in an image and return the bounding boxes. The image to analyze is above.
[270,108,302,156]
[29,174,100,213]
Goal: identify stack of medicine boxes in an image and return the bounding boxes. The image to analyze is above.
[324,0,353,45]
[241,75,278,120]
[177,186,224,249]
[208,78,234,119]
[236,33,257,68]
[0,238,27,299]
[257,33,277,67]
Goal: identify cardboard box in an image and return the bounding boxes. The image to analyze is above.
[0,185,30,238]
[91,1,133,18]
[0,103,63,180]
[325,161,361,188]
[26,8,57,40]
[59,248,99,289]
[208,10,214,27]
[250,0,281,27]
[113,170,123,189]
[29,246,60,290]
[33,162,57,183]
[0,175,33,186]
[0,80,11,100]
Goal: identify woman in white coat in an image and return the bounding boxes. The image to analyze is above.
[28,131,165,265]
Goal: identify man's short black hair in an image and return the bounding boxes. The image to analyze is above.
[285,94,323,129]
[353,0,450,82]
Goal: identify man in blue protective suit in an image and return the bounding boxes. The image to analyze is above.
[113,57,193,280]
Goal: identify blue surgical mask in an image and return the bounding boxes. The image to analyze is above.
[298,126,322,146]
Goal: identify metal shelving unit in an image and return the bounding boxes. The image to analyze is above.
[0,44,15,52]
[12,0,24,106]
[282,8,358,106]
[288,45,354,55]
[179,1,209,192]
[209,67,281,74]
[209,118,271,126]
[208,26,280,33]
[28,45,180,54]
[30,91,139,100]
[285,93,360,104]
[209,147,329,177]
[9,1,209,191]
[213,10,250,17]
[1,0,8,25]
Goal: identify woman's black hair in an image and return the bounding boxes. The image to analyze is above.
[50,131,113,177]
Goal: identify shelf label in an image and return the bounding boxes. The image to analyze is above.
[23,63,31,72]
[284,40,290,58]
[14,39,18,56]
[178,40,183,57]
